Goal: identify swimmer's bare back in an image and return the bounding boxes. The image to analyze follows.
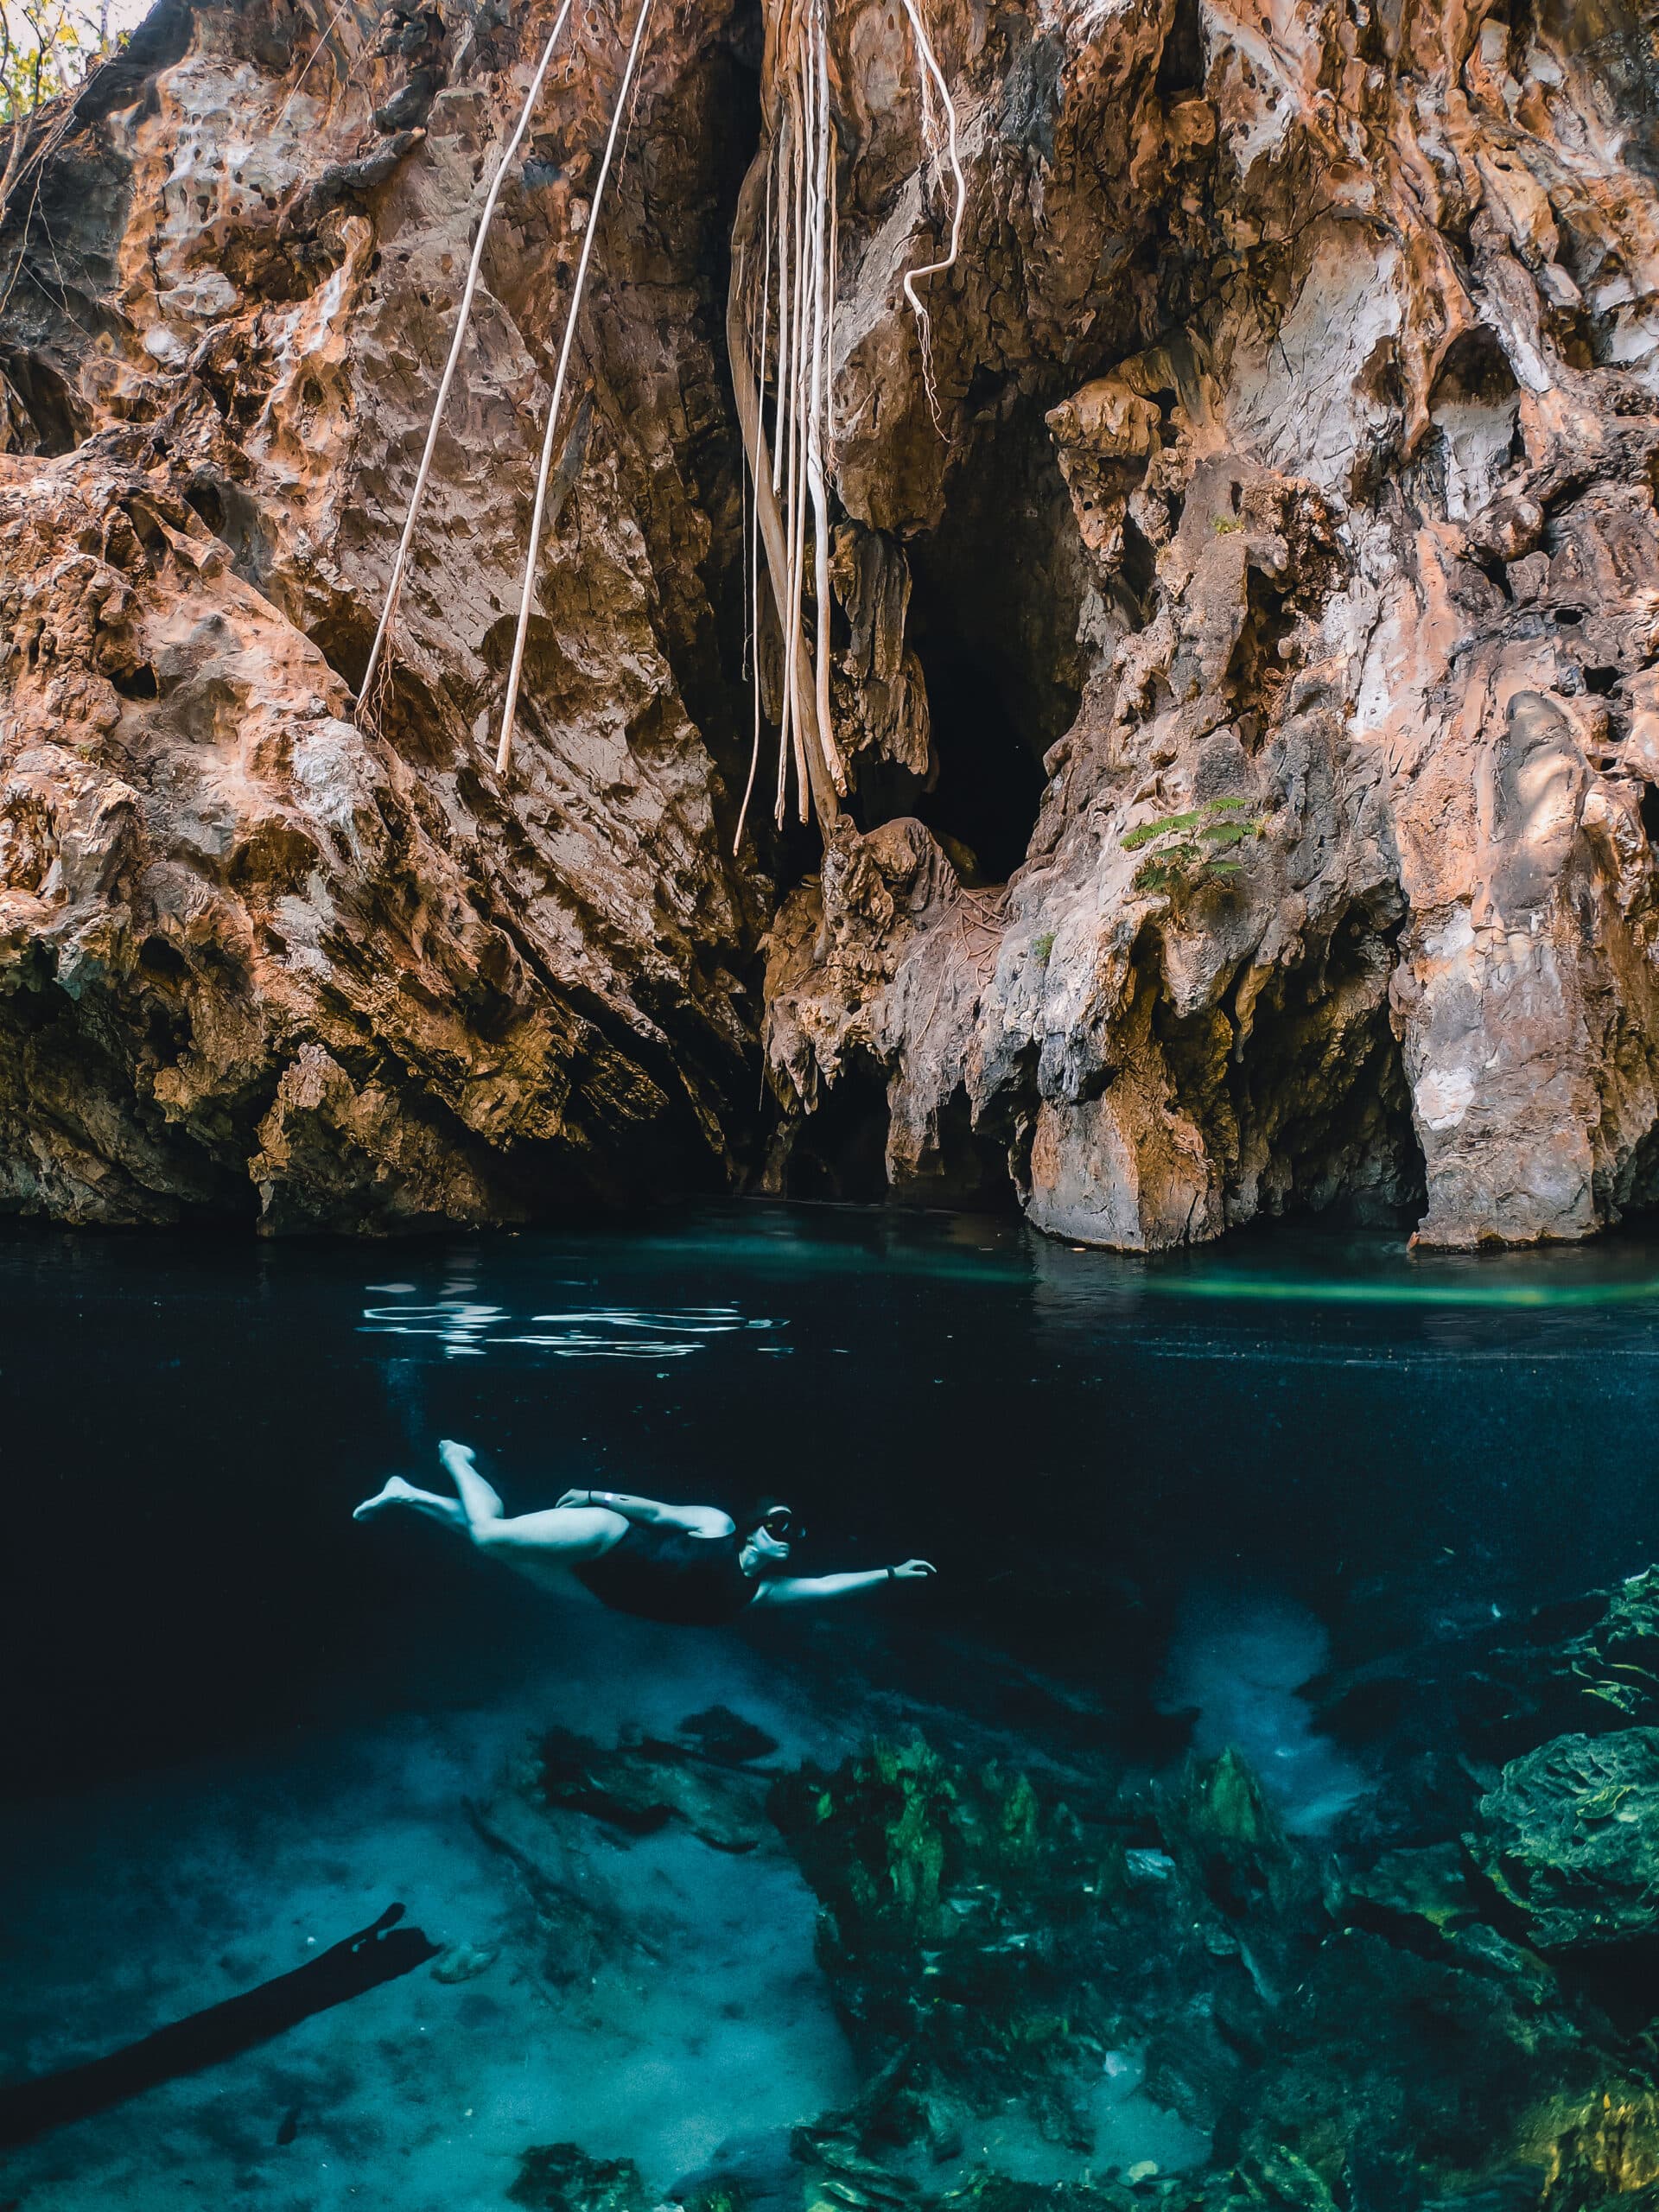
[353,1441,935,1625]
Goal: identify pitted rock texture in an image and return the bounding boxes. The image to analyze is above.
[760,0,1659,1249]
[10,0,1659,1245]
[0,0,760,1227]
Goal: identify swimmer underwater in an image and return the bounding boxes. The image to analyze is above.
[353,1440,937,1627]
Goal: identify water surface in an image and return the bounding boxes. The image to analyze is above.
[3,1205,1658,2207]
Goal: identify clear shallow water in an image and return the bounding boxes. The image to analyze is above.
[5,1204,1659,2207]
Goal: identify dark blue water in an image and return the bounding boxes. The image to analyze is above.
[5,1205,1654,1794]
[4,1204,1659,2207]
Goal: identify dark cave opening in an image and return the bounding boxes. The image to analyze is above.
[308,613,372,698]
[895,605,1049,885]
[0,348,84,455]
[1156,0,1206,96]
[773,1061,892,1204]
[853,396,1086,886]
[771,1068,1020,1212]
[1152,908,1427,1230]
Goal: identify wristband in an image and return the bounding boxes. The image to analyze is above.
[887,1565,896,1581]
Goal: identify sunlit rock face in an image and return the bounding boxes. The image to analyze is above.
[0,0,762,1227]
[762,0,1659,1250]
[8,0,1659,1243]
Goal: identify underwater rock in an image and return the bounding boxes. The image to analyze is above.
[429,1940,496,1983]
[1340,1843,1481,1937]
[1468,1731,1659,1951]
[536,1725,773,1853]
[760,1726,1635,2206]
[1530,2082,1659,2209]
[771,1739,1105,2065]
[1155,1747,1299,1922]
[1312,1565,1659,1852]
[677,1706,782,1769]
[464,1789,620,1990]
[1541,1571,1659,1732]
[510,2143,653,2212]
[1227,1919,1592,2190]
[770,1736,1162,2149]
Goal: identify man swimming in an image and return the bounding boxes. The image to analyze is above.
[353,1440,937,1627]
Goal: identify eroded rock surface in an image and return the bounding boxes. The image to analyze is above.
[761,0,1659,1249]
[1469,1730,1659,1951]
[0,0,761,1226]
[10,0,1659,1243]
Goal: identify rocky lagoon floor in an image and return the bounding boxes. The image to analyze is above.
[6,1207,1659,2211]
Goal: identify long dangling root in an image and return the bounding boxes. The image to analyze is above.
[357,0,576,719]
[726,0,967,851]
[495,0,656,778]
[727,0,848,849]
[727,187,836,842]
[897,0,964,434]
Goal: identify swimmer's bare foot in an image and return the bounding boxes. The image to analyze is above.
[353,1477,418,1522]
[438,1439,503,1519]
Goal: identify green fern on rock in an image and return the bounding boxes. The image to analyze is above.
[1121,797,1266,899]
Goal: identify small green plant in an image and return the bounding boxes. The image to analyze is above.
[1122,796,1265,899]
[1031,930,1056,965]
[1212,514,1244,534]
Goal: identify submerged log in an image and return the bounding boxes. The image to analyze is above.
[0,1901,438,2147]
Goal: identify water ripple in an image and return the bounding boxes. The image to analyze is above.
[358,1298,785,1360]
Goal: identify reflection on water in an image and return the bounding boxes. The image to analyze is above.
[6,1204,1659,2209]
[360,1297,787,1359]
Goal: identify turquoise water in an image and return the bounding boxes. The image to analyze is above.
[4,1205,1659,2208]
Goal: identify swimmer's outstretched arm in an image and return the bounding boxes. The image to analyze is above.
[751,1560,937,1606]
[554,1487,734,1537]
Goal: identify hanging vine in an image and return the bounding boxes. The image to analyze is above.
[358,0,578,722]
[725,0,966,847]
[362,0,968,830]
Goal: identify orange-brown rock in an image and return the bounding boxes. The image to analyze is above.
[0,0,760,1226]
[10,0,1659,1248]
[763,0,1659,1249]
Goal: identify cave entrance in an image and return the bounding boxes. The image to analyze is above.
[1152,907,1427,1230]
[855,395,1086,886]
[772,1059,892,1202]
[898,607,1048,884]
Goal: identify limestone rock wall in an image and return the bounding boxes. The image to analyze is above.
[0,0,762,1227]
[9,0,1659,1245]
[764,0,1659,1249]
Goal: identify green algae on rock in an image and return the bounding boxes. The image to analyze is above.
[1468,1732,1659,1952]
[511,2143,654,2212]
[481,1575,1659,2212]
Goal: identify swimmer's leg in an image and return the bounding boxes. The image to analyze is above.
[435,1441,620,1568]
[353,1477,467,1529]
[437,1439,505,1529]
[466,1505,622,1562]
